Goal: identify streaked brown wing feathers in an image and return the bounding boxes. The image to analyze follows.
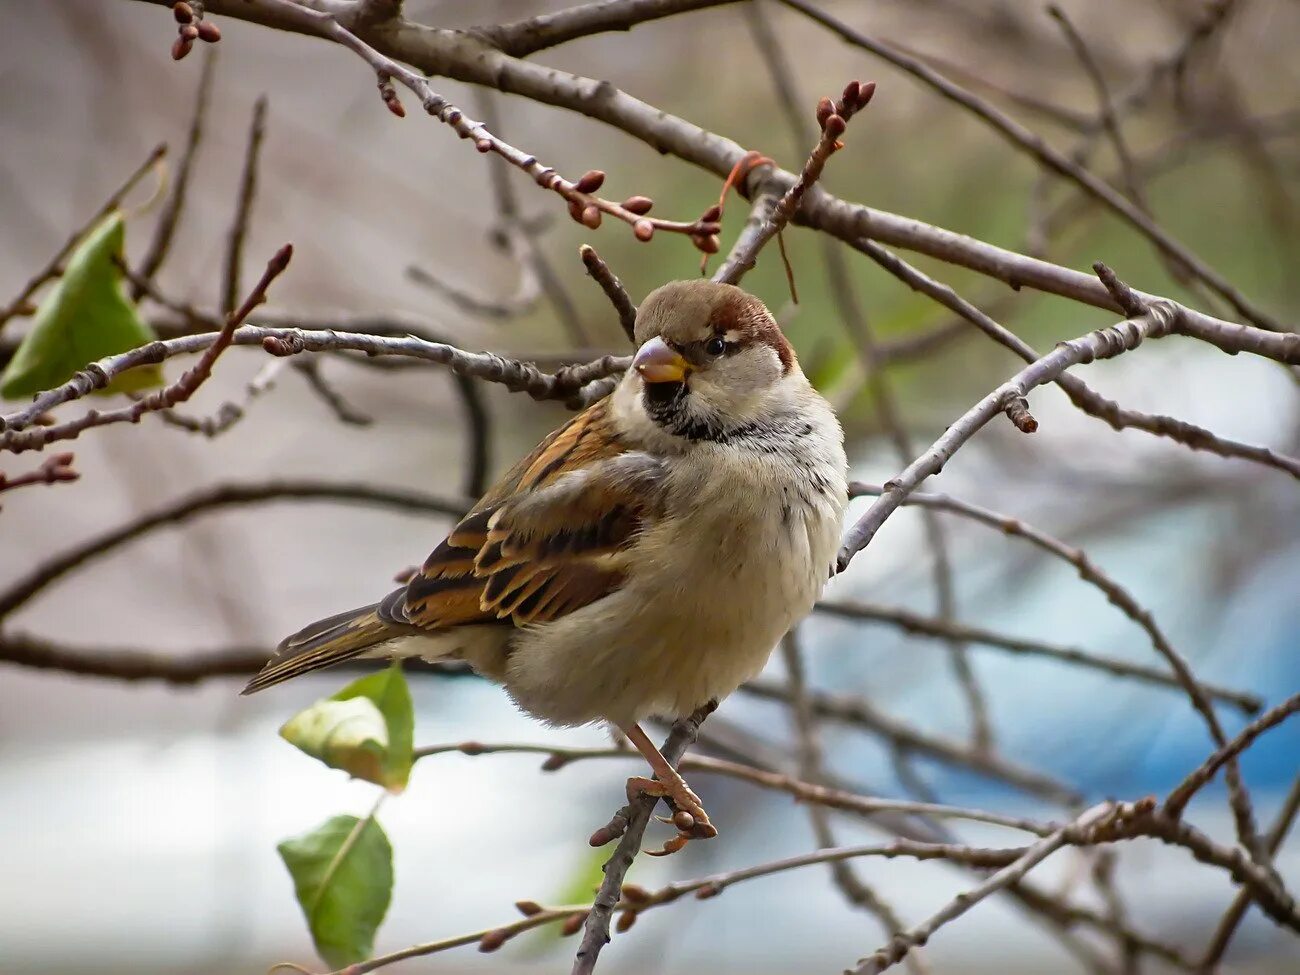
[404,399,656,630]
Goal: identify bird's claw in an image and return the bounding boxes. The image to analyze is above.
[625,774,718,855]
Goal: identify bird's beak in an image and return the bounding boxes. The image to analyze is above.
[633,336,690,384]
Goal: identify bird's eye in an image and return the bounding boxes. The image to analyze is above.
[705,336,727,357]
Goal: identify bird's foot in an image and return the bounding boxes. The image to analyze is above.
[625,774,718,855]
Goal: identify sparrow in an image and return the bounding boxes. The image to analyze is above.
[244,278,847,850]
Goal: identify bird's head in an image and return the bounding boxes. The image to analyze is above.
[630,280,796,437]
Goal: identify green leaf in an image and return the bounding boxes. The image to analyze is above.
[280,663,414,791]
[0,212,161,399]
[278,814,393,968]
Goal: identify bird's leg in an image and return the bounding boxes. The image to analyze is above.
[620,722,717,853]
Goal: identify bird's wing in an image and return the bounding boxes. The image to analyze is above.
[404,397,666,629]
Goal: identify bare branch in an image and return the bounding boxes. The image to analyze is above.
[1200,773,1300,967]
[0,324,629,453]
[816,597,1259,713]
[221,95,268,315]
[132,49,216,298]
[0,479,468,623]
[479,0,745,58]
[852,804,1117,975]
[579,245,637,345]
[1165,692,1300,817]
[741,678,1081,806]
[0,452,78,505]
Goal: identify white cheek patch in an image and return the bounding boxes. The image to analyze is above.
[723,330,742,344]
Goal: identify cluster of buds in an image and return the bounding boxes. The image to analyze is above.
[815,79,876,145]
[171,2,220,60]
[556,169,722,252]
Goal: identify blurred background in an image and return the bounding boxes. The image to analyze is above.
[2,0,1299,972]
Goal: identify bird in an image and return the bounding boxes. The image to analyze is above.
[243,278,847,850]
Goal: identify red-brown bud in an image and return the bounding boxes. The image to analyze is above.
[561,911,589,936]
[858,80,877,108]
[574,169,606,194]
[171,36,193,60]
[823,114,847,139]
[620,884,651,904]
[695,882,721,899]
[515,900,544,917]
[474,138,492,153]
[693,234,720,255]
[633,219,654,242]
[615,911,637,933]
[622,195,653,215]
[478,929,510,953]
[815,96,835,128]
[568,200,587,223]
[701,203,722,223]
[382,90,405,118]
[179,24,199,40]
[580,205,602,229]
[172,2,194,23]
[540,753,567,771]
[196,20,221,43]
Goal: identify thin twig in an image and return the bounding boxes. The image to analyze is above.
[221,96,267,315]
[0,479,468,622]
[714,79,874,285]
[132,49,216,298]
[741,678,1081,806]
[1199,773,1300,967]
[816,597,1259,713]
[579,245,637,344]
[852,804,1116,974]
[0,452,78,505]
[1165,692,1300,817]
[780,631,930,973]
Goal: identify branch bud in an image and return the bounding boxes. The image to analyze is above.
[196,20,221,43]
[693,234,720,255]
[478,929,510,953]
[620,884,651,904]
[633,219,654,242]
[561,911,589,936]
[815,96,834,128]
[580,205,602,229]
[622,195,653,215]
[172,2,194,23]
[615,911,637,933]
[574,170,606,194]
[514,900,544,917]
[171,36,193,60]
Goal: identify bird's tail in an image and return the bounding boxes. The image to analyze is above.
[242,602,398,695]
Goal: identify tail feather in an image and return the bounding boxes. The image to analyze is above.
[242,603,397,695]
